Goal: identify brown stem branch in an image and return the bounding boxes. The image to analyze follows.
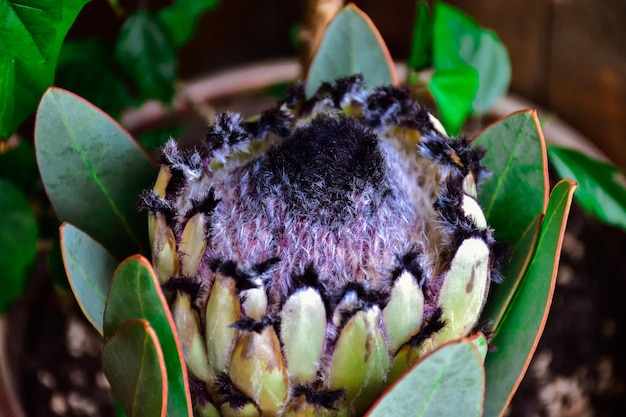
[299,0,345,78]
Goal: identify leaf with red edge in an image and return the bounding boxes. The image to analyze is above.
[35,87,156,259]
[305,4,397,96]
[467,332,488,362]
[104,255,192,417]
[61,222,118,335]
[480,214,542,330]
[103,319,167,417]
[474,110,549,248]
[366,338,484,417]
[483,179,577,417]
[474,110,550,333]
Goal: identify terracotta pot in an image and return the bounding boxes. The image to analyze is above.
[120,59,608,162]
[0,316,25,417]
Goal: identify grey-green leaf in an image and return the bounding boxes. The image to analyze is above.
[35,87,156,259]
[305,4,396,96]
[366,339,484,417]
[61,223,118,335]
[469,333,489,362]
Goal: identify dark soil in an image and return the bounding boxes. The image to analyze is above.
[7,260,113,417]
[7,197,626,417]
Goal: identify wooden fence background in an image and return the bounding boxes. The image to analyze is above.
[72,0,626,167]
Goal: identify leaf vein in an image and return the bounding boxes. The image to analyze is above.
[416,357,453,416]
[484,118,530,217]
[133,330,149,417]
[50,93,143,252]
[8,1,47,58]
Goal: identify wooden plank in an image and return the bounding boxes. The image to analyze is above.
[444,0,553,101]
[547,2,626,167]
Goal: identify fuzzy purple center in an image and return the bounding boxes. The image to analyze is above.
[206,114,427,306]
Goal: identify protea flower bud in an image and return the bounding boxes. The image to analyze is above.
[140,76,503,417]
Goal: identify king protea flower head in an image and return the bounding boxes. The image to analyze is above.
[140,75,504,417]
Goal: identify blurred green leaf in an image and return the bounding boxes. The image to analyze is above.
[367,339,484,417]
[0,54,16,139]
[0,178,37,313]
[106,0,123,16]
[306,4,396,96]
[102,319,167,417]
[475,110,549,247]
[136,125,183,153]
[35,87,156,258]
[0,0,90,139]
[56,38,135,118]
[0,139,38,190]
[407,1,432,73]
[428,65,478,135]
[484,179,576,417]
[157,0,219,48]
[289,23,303,51]
[113,397,129,417]
[264,81,295,99]
[115,12,176,103]
[61,223,118,335]
[104,255,192,417]
[432,2,510,114]
[549,146,626,231]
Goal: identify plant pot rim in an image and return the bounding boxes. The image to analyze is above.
[0,316,25,417]
[120,58,608,163]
